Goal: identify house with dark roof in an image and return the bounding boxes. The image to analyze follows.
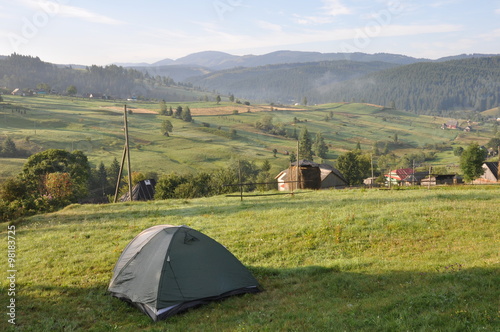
[421,174,463,186]
[400,172,428,186]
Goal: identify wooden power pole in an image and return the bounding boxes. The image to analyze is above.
[113,105,133,203]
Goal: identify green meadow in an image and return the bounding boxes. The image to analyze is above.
[0,186,498,331]
[1,95,495,182]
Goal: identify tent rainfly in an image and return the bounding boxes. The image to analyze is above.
[108,225,260,321]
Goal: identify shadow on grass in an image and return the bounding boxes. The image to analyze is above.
[5,266,498,331]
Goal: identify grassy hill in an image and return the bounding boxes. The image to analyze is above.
[0,94,496,182]
[1,187,498,331]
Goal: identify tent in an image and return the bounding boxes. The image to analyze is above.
[119,179,156,202]
[108,225,260,321]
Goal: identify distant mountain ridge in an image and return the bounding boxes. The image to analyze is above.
[116,50,499,70]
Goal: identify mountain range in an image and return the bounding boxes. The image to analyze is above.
[116,50,498,71]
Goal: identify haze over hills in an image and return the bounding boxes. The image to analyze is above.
[1,51,499,116]
[115,51,500,113]
[116,50,500,70]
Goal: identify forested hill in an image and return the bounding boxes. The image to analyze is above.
[186,56,500,114]
[319,56,500,115]
[186,60,398,104]
[0,53,178,99]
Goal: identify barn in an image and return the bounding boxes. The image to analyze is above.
[275,160,347,191]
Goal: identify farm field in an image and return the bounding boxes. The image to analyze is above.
[0,186,499,331]
[1,95,495,182]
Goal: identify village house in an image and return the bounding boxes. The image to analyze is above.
[385,168,414,186]
[473,162,500,184]
[441,120,459,130]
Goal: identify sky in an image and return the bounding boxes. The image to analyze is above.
[1,0,499,66]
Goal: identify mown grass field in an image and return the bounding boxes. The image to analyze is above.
[1,186,498,331]
[1,95,496,182]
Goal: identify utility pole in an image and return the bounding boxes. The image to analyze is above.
[412,159,415,186]
[428,166,432,190]
[113,105,133,203]
[238,160,243,201]
[296,140,300,190]
[370,154,374,188]
[124,105,133,201]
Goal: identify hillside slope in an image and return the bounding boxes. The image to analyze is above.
[1,95,496,183]
[185,56,500,114]
[321,57,500,115]
[186,60,398,104]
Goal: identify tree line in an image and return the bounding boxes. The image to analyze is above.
[315,57,500,114]
[0,53,177,99]
[0,149,277,222]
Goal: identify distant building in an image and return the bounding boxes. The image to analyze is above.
[421,174,463,186]
[441,120,459,129]
[385,168,414,185]
[400,172,428,186]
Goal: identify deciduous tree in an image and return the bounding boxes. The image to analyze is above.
[161,120,173,136]
[460,143,486,182]
[336,150,371,185]
[21,149,91,199]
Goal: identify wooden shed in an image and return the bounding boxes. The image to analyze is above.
[276,160,347,191]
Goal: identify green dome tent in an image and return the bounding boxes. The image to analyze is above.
[108,225,260,321]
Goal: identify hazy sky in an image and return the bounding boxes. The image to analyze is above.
[1,0,499,65]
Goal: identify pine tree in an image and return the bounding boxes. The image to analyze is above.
[181,106,192,122]
[313,132,328,159]
[97,162,108,194]
[298,127,313,161]
[107,157,121,189]
[261,159,271,172]
[175,106,182,118]
[159,100,167,115]
[2,137,17,157]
